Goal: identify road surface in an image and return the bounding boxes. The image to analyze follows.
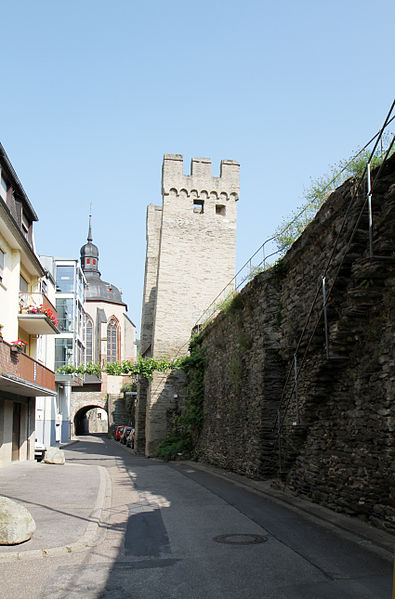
[0,434,392,598]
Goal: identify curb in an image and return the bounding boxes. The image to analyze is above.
[0,465,112,563]
[175,460,395,560]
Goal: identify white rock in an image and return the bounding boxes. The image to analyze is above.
[43,446,65,465]
[0,496,36,545]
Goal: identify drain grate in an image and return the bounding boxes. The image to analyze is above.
[213,534,267,545]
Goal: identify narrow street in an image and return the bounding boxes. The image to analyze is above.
[0,435,392,599]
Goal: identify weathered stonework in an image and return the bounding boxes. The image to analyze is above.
[136,155,239,456]
[70,390,107,435]
[195,154,395,531]
[140,205,163,358]
[152,155,239,358]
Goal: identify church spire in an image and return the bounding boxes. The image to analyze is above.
[80,208,100,276]
[87,213,92,242]
[87,203,93,242]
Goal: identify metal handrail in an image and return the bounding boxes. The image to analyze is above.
[274,100,395,463]
[194,111,395,331]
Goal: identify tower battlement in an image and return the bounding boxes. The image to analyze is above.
[162,154,239,197]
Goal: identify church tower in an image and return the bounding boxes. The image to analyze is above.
[78,215,136,366]
[137,154,240,455]
[80,214,100,276]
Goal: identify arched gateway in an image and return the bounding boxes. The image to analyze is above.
[74,404,108,435]
[71,392,108,436]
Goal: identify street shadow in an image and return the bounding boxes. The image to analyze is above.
[37,434,394,599]
[44,434,180,598]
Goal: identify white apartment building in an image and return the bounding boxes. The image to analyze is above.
[0,143,58,466]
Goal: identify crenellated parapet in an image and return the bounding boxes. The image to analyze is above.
[162,154,239,199]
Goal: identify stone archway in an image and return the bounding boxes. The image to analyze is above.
[71,391,108,437]
[74,404,108,435]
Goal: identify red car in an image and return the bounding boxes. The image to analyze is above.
[115,425,127,441]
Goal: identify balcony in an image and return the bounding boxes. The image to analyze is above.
[55,372,84,387]
[18,292,59,335]
[0,338,56,397]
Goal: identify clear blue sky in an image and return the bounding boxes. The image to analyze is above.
[1,0,394,335]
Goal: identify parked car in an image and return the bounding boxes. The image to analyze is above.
[120,426,133,445]
[115,425,127,441]
[126,428,135,448]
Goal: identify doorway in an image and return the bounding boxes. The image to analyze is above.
[12,402,21,461]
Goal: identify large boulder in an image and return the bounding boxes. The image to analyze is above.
[43,446,65,465]
[0,496,36,545]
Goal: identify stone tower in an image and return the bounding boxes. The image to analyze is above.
[136,154,240,455]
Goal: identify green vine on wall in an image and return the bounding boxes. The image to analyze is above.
[58,348,206,461]
[157,336,206,462]
[275,141,394,256]
[56,356,183,380]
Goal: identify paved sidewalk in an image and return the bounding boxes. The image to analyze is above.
[0,455,110,562]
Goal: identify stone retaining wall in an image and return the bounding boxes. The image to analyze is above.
[195,155,395,531]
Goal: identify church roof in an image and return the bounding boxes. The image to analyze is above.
[84,272,125,305]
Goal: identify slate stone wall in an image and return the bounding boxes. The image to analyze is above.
[195,155,395,531]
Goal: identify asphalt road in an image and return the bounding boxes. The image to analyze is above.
[1,435,393,598]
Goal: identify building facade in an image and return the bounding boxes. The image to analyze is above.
[136,154,239,455]
[0,143,58,466]
[36,256,87,446]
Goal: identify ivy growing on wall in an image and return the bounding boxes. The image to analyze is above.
[56,355,183,380]
[157,336,206,462]
[58,347,207,461]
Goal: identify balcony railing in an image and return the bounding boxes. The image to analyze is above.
[18,292,59,335]
[19,292,57,317]
[0,338,56,396]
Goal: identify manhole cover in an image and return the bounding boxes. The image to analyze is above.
[213,534,267,545]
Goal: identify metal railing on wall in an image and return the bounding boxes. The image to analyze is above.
[273,100,395,474]
[193,104,395,333]
[167,100,395,475]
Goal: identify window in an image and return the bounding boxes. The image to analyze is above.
[0,177,7,192]
[56,298,74,332]
[216,204,226,216]
[21,213,30,240]
[19,275,28,292]
[0,248,4,283]
[0,175,11,206]
[193,199,204,214]
[55,338,73,369]
[77,272,84,303]
[56,265,75,292]
[76,340,84,368]
[107,318,119,362]
[85,318,93,363]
